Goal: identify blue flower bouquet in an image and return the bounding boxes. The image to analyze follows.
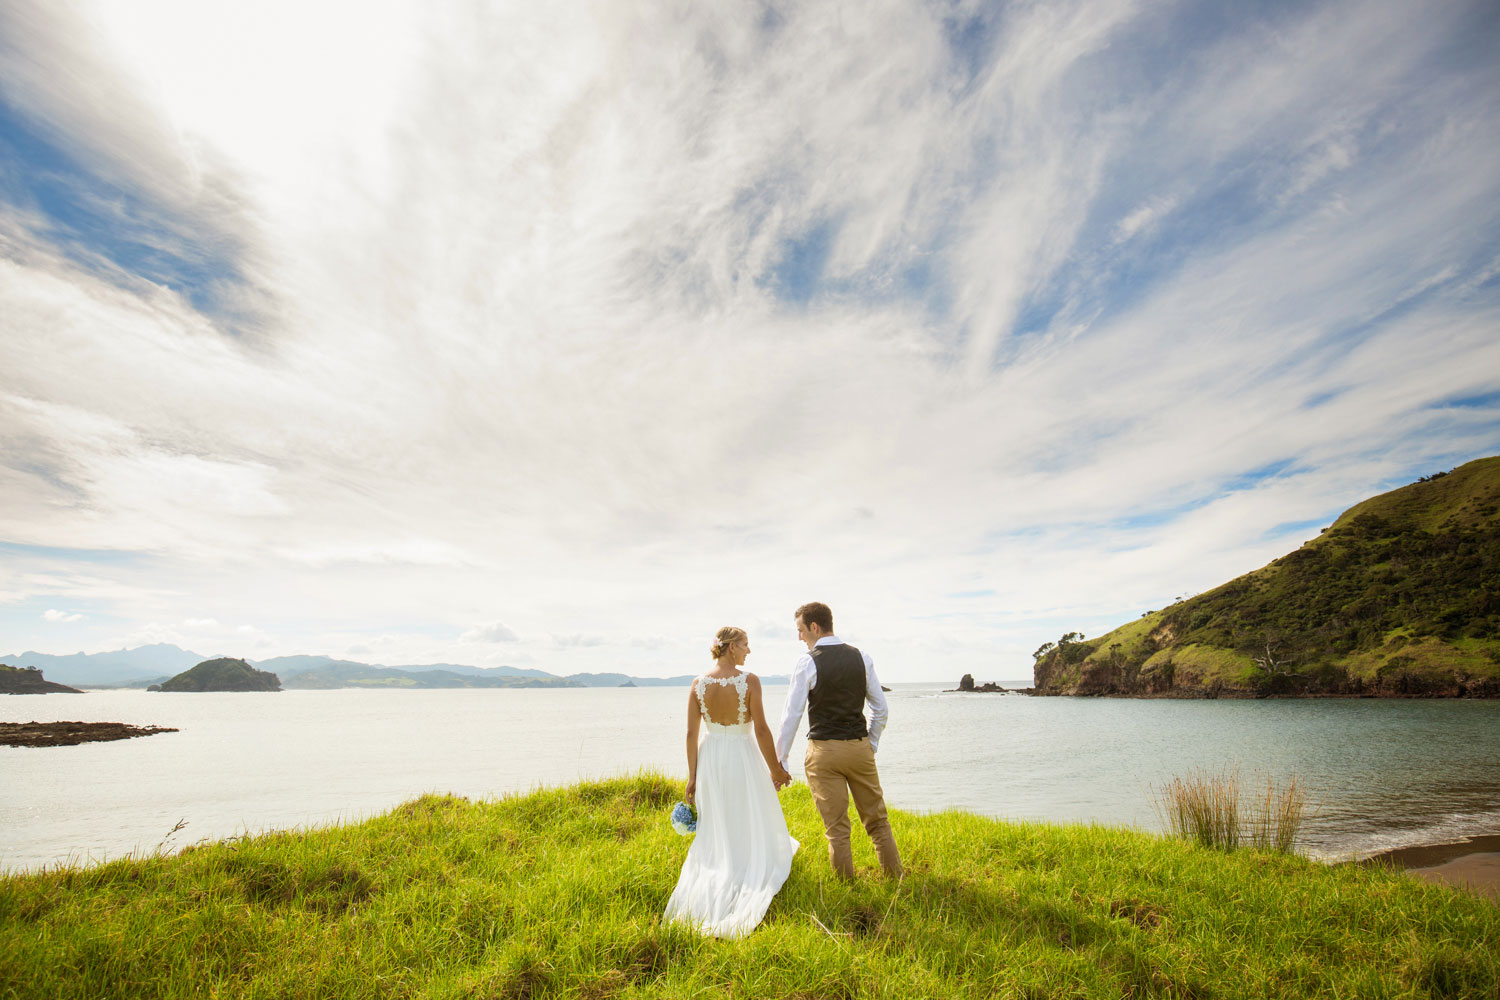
[670,801,697,835]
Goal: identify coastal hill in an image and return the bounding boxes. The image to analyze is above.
[0,665,83,695]
[157,658,282,693]
[1034,456,1500,697]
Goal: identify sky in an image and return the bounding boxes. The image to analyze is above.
[1,0,1498,683]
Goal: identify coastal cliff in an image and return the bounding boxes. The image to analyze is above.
[157,657,282,692]
[1034,457,1500,697]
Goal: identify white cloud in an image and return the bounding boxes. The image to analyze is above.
[460,621,520,644]
[42,609,83,623]
[553,634,607,649]
[0,0,1496,679]
[1113,196,1179,245]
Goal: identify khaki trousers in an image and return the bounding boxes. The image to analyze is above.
[803,737,902,879]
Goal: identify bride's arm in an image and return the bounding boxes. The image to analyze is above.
[684,681,701,804]
[747,675,792,788]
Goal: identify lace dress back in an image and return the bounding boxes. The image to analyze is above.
[665,669,798,938]
[694,672,750,730]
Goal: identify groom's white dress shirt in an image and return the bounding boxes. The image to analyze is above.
[774,635,889,771]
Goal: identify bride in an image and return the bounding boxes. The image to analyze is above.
[663,626,799,938]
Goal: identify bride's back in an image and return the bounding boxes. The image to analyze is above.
[697,670,751,726]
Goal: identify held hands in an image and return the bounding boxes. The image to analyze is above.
[771,764,792,791]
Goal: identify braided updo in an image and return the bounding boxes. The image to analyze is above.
[710,626,747,661]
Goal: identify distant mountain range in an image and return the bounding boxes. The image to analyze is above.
[0,644,715,689]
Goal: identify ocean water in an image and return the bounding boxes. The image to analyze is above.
[4,684,1499,871]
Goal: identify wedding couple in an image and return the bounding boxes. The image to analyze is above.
[663,602,902,939]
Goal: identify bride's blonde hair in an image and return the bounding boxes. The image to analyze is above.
[710,626,747,660]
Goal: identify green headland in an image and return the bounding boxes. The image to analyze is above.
[2,774,1496,999]
[155,658,282,693]
[1035,456,1500,697]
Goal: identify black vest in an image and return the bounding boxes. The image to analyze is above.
[807,643,869,741]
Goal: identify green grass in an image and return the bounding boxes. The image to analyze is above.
[3,773,1498,999]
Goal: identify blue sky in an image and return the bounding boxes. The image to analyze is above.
[1,0,1498,681]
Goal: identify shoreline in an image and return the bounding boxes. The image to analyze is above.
[1362,833,1500,902]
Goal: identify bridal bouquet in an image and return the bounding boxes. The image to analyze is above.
[670,801,697,835]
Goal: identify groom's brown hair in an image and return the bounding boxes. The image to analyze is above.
[795,602,833,633]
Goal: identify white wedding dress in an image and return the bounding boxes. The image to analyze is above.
[663,672,799,938]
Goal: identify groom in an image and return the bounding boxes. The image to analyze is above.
[774,601,902,879]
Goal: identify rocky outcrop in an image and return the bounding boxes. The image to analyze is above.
[0,665,83,694]
[1,720,178,747]
[158,657,281,692]
[948,673,1007,693]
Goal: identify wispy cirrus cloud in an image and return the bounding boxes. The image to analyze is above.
[0,0,1496,679]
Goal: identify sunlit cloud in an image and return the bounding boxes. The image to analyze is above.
[1,0,1497,679]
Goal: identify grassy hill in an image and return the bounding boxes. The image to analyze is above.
[1035,456,1500,697]
[157,658,282,693]
[2,774,1496,999]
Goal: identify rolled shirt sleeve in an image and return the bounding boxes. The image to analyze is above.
[863,651,888,752]
[775,652,814,768]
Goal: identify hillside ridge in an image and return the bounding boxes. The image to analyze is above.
[1033,456,1500,697]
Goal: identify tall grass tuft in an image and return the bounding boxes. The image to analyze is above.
[1246,773,1308,853]
[1155,769,1308,853]
[1154,769,1241,850]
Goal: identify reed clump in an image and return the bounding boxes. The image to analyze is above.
[1154,768,1309,852]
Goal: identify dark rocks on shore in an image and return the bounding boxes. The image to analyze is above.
[0,665,83,695]
[1,720,179,747]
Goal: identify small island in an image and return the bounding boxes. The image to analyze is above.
[155,657,282,692]
[0,665,83,695]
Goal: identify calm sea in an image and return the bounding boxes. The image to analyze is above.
[4,684,1499,872]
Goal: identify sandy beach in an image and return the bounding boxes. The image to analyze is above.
[1366,834,1500,903]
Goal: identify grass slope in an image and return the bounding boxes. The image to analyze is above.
[1036,457,1500,696]
[3,774,1497,999]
